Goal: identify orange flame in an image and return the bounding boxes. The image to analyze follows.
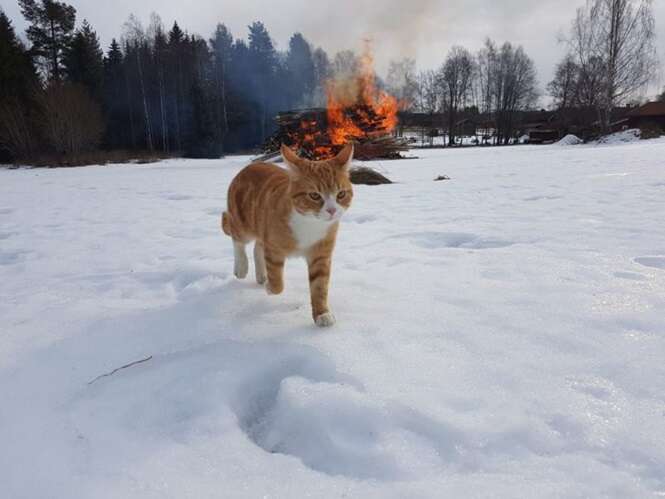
[326,44,400,146]
[283,42,401,160]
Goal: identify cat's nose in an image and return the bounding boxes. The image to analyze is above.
[326,207,337,217]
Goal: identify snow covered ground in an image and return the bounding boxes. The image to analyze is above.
[2,139,665,498]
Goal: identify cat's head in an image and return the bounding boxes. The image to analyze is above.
[281,144,354,222]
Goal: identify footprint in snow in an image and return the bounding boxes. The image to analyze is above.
[523,195,563,202]
[395,231,514,250]
[163,193,194,201]
[0,249,30,265]
[234,366,463,480]
[205,207,222,217]
[634,256,665,270]
[613,271,647,281]
[567,375,616,401]
[345,213,378,224]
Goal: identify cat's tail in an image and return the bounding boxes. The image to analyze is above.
[221,212,232,237]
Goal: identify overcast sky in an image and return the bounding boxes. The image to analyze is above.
[3,0,664,102]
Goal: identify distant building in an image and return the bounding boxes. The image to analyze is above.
[527,129,560,144]
[626,102,665,131]
[453,118,479,138]
[519,110,560,144]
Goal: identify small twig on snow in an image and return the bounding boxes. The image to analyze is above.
[87,355,153,385]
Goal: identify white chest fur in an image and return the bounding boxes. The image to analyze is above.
[289,211,335,251]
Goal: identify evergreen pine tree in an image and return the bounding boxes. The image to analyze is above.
[286,33,315,108]
[0,10,39,98]
[102,39,127,149]
[0,10,40,160]
[226,38,257,150]
[18,0,76,81]
[64,20,103,98]
[167,21,186,151]
[247,21,277,143]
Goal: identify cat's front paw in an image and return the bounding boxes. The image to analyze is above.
[265,281,284,295]
[315,312,336,328]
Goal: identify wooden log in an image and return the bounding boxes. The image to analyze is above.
[349,166,393,185]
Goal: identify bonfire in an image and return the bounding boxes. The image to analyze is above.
[262,45,409,161]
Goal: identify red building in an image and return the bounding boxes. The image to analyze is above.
[626,102,665,131]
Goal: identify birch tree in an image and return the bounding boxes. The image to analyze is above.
[569,0,656,129]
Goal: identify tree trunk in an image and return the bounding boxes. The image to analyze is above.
[221,60,229,151]
[49,19,59,81]
[159,68,168,153]
[136,48,153,151]
[124,68,136,148]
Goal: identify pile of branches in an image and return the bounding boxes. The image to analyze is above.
[261,108,409,161]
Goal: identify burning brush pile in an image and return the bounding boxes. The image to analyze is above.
[262,48,409,161]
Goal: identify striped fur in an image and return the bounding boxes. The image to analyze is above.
[222,144,354,326]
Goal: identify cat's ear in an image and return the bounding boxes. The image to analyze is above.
[333,143,354,171]
[281,144,303,175]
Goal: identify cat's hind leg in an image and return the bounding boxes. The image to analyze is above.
[233,240,249,279]
[254,241,267,285]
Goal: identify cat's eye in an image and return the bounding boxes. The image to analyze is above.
[337,191,347,200]
[309,192,322,201]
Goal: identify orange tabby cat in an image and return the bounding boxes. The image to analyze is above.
[222,144,354,327]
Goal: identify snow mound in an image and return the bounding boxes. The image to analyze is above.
[556,134,583,146]
[595,129,640,145]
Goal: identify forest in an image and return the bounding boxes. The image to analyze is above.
[1,1,329,162]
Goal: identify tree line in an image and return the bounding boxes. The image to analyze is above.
[0,0,660,163]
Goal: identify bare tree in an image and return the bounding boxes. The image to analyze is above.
[548,54,580,110]
[210,23,233,152]
[438,46,474,146]
[414,70,438,113]
[37,82,104,156]
[476,40,538,145]
[476,39,498,118]
[331,50,359,80]
[569,0,657,130]
[413,70,439,145]
[549,53,604,132]
[0,97,36,159]
[496,43,538,144]
[311,47,331,106]
[576,55,605,109]
[386,58,418,108]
